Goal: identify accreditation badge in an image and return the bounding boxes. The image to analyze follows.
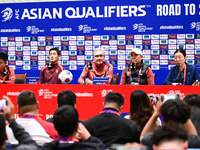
[56,69,58,73]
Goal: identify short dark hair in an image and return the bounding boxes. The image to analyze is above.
[49,48,60,56]
[161,99,190,124]
[174,47,186,57]
[152,123,188,146]
[104,92,124,108]
[57,90,76,107]
[17,90,37,107]
[0,52,8,62]
[184,94,200,108]
[53,105,78,137]
[0,115,5,147]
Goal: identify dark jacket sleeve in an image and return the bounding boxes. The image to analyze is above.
[9,119,39,150]
[86,136,107,150]
[163,68,174,85]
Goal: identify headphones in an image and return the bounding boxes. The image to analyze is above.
[47,62,53,70]
[87,62,93,70]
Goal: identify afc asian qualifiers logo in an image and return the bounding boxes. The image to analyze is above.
[1,7,13,22]
[100,89,112,97]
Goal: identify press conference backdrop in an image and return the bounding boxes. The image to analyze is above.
[1,0,200,85]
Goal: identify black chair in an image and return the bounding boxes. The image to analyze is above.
[15,73,27,84]
[112,73,119,85]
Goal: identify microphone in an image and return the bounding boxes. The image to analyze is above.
[3,70,8,76]
[83,62,93,84]
[44,62,53,84]
[87,62,93,70]
[47,62,53,70]
[126,62,135,85]
[176,65,182,85]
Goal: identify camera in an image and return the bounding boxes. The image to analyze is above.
[161,94,179,102]
[0,99,7,112]
[149,96,158,104]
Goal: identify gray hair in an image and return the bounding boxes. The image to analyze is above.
[93,47,105,56]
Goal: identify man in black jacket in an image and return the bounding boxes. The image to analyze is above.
[42,105,106,150]
[84,92,141,147]
[0,96,39,150]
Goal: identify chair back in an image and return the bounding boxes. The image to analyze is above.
[112,73,119,85]
[15,73,27,84]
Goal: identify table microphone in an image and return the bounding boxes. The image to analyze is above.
[176,65,182,85]
[83,62,93,84]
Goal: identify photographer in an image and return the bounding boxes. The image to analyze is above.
[0,96,39,150]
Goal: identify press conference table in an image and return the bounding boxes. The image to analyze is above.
[1,84,199,121]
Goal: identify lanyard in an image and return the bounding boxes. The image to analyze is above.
[100,109,120,116]
[57,137,79,143]
[20,114,36,118]
[129,67,143,83]
[182,64,186,85]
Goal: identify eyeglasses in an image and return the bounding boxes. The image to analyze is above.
[94,55,105,58]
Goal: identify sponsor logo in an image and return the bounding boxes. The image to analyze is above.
[143,55,150,59]
[160,40,168,44]
[126,35,134,40]
[177,34,185,39]
[160,45,168,49]
[126,45,133,50]
[26,26,44,34]
[168,40,176,44]
[143,40,151,44]
[151,60,159,64]
[143,35,150,39]
[160,34,168,39]
[186,50,194,54]
[160,55,168,59]
[186,60,194,65]
[134,40,142,44]
[151,40,159,44]
[1,37,8,41]
[151,35,159,39]
[118,45,125,50]
[133,23,153,32]
[38,89,57,99]
[151,55,159,59]
[93,36,100,40]
[151,65,159,70]
[93,41,101,45]
[109,40,117,45]
[143,50,150,54]
[16,42,23,46]
[85,41,92,45]
[134,35,142,39]
[151,45,159,49]
[168,34,177,39]
[160,60,168,65]
[118,35,125,39]
[1,7,13,22]
[69,65,77,70]
[186,55,194,59]
[152,50,159,55]
[78,24,97,33]
[168,45,177,49]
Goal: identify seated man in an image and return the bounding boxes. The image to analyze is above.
[78,48,113,84]
[84,92,141,147]
[1,95,39,150]
[152,124,188,150]
[42,105,107,150]
[120,48,154,85]
[140,96,200,150]
[6,90,58,147]
[40,48,65,84]
[46,90,77,123]
[0,52,15,84]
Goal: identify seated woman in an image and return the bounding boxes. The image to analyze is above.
[163,47,200,85]
[125,90,161,130]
